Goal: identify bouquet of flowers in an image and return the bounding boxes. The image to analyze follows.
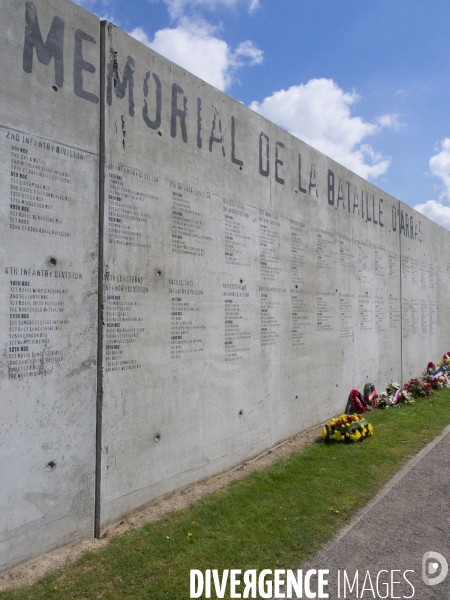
[322,414,374,443]
[377,381,413,407]
[437,356,450,373]
[421,360,450,390]
[363,382,379,407]
[403,376,433,398]
[429,373,449,389]
[424,362,436,377]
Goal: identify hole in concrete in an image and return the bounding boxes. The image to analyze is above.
[336,384,338,387]
[155,434,161,442]
[239,166,242,171]
[240,279,243,284]
[239,410,243,416]
[158,131,162,137]
[295,284,298,289]
[49,257,57,266]
[45,461,56,471]
[157,270,162,276]
[52,86,58,92]
[295,396,298,399]
[295,190,298,193]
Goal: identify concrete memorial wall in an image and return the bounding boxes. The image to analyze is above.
[98,23,409,531]
[1,0,450,572]
[0,0,100,571]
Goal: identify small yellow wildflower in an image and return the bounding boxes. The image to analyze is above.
[187,532,193,537]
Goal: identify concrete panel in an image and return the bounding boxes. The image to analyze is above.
[399,202,450,380]
[99,24,406,530]
[0,0,99,571]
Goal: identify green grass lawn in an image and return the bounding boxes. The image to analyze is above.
[2,388,450,599]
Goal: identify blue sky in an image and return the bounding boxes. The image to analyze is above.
[75,0,450,229]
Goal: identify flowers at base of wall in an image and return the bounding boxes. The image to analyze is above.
[347,354,450,416]
[378,381,413,407]
[436,356,450,373]
[322,414,374,444]
[403,376,433,398]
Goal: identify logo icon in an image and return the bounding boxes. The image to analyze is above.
[422,551,448,586]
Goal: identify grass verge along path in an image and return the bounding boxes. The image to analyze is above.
[2,388,450,599]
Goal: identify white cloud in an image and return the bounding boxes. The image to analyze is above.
[233,40,263,66]
[73,0,118,22]
[97,12,119,23]
[414,139,450,230]
[249,78,397,180]
[375,113,403,131]
[129,26,153,46]
[414,200,450,231]
[163,0,259,20]
[73,0,118,23]
[429,138,450,199]
[129,19,263,91]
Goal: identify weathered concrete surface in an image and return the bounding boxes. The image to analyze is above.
[295,425,450,599]
[2,0,450,573]
[399,203,450,381]
[0,0,99,571]
[98,24,450,532]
